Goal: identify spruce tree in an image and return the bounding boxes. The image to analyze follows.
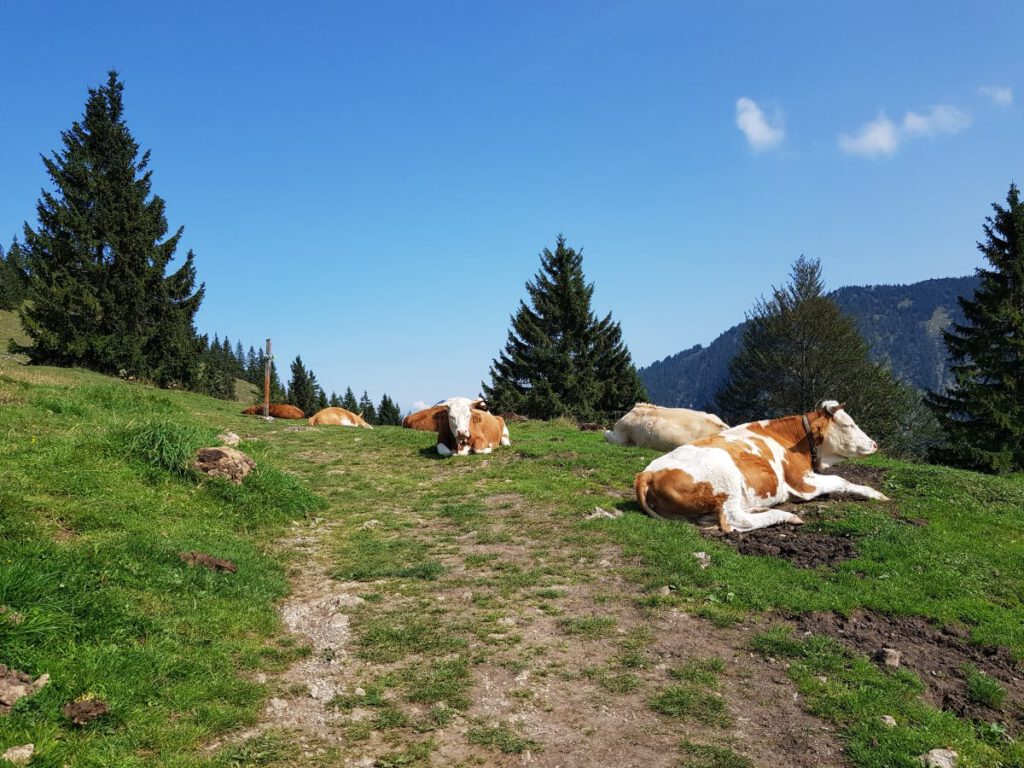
[483,235,646,421]
[342,387,359,413]
[927,183,1024,472]
[358,391,378,424]
[329,391,341,408]
[0,239,29,311]
[316,387,328,412]
[377,394,402,425]
[716,256,907,448]
[287,356,318,416]
[15,72,204,385]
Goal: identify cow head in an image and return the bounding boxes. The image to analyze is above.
[444,397,476,454]
[816,401,878,466]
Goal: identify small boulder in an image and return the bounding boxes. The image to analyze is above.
[0,665,49,716]
[1,744,34,765]
[918,749,958,768]
[692,551,712,569]
[876,647,902,667]
[585,507,622,520]
[217,431,241,446]
[881,715,897,727]
[192,446,255,484]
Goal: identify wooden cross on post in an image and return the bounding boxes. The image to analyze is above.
[263,338,272,419]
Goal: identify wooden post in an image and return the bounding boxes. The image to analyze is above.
[263,338,271,419]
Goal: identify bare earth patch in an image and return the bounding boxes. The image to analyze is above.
[797,610,1024,731]
[707,527,858,569]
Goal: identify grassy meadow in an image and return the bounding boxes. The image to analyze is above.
[1,356,1023,767]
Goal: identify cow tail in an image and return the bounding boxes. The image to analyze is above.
[634,471,660,519]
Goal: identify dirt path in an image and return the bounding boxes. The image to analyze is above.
[231,429,848,767]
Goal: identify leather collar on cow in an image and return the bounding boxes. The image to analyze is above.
[801,414,821,472]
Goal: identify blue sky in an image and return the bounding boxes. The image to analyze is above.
[2,1,1021,410]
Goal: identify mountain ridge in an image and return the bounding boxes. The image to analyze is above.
[638,274,979,410]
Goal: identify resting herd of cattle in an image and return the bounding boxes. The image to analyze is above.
[242,398,886,532]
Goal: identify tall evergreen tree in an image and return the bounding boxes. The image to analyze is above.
[342,387,359,414]
[377,394,402,426]
[329,390,342,408]
[927,183,1024,472]
[358,390,378,424]
[315,387,328,412]
[716,256,908,448]
[0,238,29,311]
[287,355,319,416]
[14,72,204,385]
[483,235,646,421]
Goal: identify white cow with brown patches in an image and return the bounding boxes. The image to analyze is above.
[634,401,888,532]
[433,397,510,457]
[605,403,729,451]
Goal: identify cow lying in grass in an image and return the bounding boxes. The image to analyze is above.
[634,401,888,532]
[308,407,373,428]
[420,397,509,456]
[605,402,729,451]
[241,404,305,419]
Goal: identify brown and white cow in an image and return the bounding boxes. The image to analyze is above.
[308,406,374,428]
[402,398,487,432]
[605,403,729,451]
[633,401,888,532]
[241,403,305,419]
[428,397,509,456]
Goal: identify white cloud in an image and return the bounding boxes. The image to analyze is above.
[735,97,785,152]
[979,85,1013,106]
[902,105,972,137]
[412,400,429,412]
[838,113,899,158]
[839,104,972,158]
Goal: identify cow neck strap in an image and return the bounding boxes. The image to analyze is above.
[801,414,821,472]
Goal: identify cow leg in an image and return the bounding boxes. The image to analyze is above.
[437,442,452,457]
[725,505,803,532]
[795,473,889,502]
[500,425,510,446]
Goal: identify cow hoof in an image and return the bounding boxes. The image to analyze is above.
[877,493,891,502]
[788,515,805,525]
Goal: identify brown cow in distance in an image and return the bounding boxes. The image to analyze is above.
[241,404,305,419]
[308,407,373,428]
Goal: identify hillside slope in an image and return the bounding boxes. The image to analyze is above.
[639,275,978,409]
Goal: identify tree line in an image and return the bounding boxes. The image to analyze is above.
[6,71,1021,471]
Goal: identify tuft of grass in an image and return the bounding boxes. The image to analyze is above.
[111,418,212,477]
[354,613,467,664]
[649,685,730,725]
[678,740,754,768]
[557,615,617,638]
[466,725,541,755]
[332,531,445,581]
[581,666,641,694]
[749,626,804,658]
[964,665,1007,709]
[670,657,726,687]
[398,656,473,710]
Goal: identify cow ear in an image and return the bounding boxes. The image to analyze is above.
[472,398,489,412]
[823,401,845,416]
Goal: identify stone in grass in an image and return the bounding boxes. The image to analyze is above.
[0,665,50,716]
[1,744,34,765]
[63,697,109,726]
[918,749,958,768]
[217,431,241,446]
[585,507,623,520]
[192,446,255,484]
[875,647,902,667]
[881,715,897,727]
[179,551,238,573]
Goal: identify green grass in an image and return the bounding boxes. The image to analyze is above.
[964,665,1007,709]
[466,725,540,754]
[5,359,1024,768]
[0,361,324,767]
[678,740,754,768]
